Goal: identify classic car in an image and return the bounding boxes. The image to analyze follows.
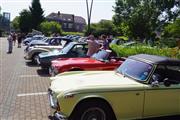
[37,42,88,69]
[25,37,72,51]
[23,35,44,45]
[49,49,124,76]
[48,54,180,120]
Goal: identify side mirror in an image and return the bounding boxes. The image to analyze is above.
[164,78,171,87]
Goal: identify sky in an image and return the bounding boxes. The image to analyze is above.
[0,0,116,23]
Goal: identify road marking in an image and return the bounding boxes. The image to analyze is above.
[19,75,39,78]
[17,92,48,97]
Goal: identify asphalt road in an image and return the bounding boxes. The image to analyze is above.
[0,37,53,120]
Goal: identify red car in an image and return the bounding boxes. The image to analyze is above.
[49,50,125,76]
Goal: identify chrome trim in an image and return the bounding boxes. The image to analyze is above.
[54,112,67,120]
[48,89,58,109]
[36,57,40,65]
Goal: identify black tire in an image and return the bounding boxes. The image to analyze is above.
[69,100,116,120]
[32,53,39,64]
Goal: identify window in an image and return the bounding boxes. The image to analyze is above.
[71,45,87,57]
[76,25,80,30]
[63,23,67,28]
[166,65,180,82]
[68,23,73,29]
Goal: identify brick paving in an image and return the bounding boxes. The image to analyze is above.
[0,37,53,120]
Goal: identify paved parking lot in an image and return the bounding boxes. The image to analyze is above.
[0,37,179,120]
[0,37,52,120]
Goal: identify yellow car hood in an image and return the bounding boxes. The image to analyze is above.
[50,71,144,93]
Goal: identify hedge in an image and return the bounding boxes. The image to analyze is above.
[110,44,180,59]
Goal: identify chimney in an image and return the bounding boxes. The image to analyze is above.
[58,11,60,16]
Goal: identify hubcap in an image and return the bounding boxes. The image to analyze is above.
[81,107,106,120]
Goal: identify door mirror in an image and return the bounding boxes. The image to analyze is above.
[164,78,171,87]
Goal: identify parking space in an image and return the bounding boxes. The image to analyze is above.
[0,37,52,120]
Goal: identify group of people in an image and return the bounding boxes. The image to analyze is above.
[86,34,113,57]
[7,32,23,54]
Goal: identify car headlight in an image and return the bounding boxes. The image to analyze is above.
[28,47,34,52]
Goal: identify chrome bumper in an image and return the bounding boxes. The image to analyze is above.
[36,57,40,65]
[49,66,58,76]
[48,89,58,109]
[54,112,67,120]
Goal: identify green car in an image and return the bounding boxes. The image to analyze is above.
[37,42,88,69]
[48,54,180,120]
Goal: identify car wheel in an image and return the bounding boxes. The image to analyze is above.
[69,100,115,120]
[24,41,29,45]
[32,54,39,64]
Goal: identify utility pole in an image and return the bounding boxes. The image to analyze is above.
[86,0,94,35]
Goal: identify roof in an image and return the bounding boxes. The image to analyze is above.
[129,54,180,65]
[74,16,86,24]
[46,12,86,24]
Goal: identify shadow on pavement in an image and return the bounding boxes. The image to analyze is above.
[26,61,38,67]
[48,115,59,120]
[37,69,50,77]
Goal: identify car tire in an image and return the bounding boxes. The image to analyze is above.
[69,100,116,120]
[32,53,39,64]
[24,41,29,45]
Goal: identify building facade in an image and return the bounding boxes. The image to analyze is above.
[0,12,10,33]
[46,11,86,32]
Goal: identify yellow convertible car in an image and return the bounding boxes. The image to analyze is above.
[48,54,180,120]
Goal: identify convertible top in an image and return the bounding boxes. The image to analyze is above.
[129,54,180,65]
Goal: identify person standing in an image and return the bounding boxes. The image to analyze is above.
[7,32,13,54]
[100,34,109,50]
[86,35,100,57]
[17,32,22,48]
[12,32,16,46]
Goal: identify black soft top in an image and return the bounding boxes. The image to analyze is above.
[129,54,180,65]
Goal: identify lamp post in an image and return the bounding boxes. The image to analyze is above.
[86,0,94,35]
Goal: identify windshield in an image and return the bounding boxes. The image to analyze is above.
[117,59,152,81]
[91,50,111,61]
[59,42,74,53]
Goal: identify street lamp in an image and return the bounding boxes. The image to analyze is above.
[86,0,94,35]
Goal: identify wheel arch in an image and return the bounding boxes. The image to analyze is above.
[31,49,49,58]
[69,96,117,120]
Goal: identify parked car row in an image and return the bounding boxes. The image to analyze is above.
[23,35,180,120]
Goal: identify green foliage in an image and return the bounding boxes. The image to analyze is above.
[84,20,117,37]
[29,0,44,30]
[40,21,62,36]
[116,36,129,41]
[164,19,180,38]
[110,44,180,59]
[11,16,20,31]
[113,0,180,39]
[62,32,83,36]
[19,9,32,33]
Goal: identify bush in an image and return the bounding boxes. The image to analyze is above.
[110,44,180,59]
[62,32,83,36]
[40,21,62,36]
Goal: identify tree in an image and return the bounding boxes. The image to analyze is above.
[84,20,117,37]
[29,0,44,30]
[11,16,20,31]
[40,21,62,36]
[19,9,32,33]
[164,18,180,38]
[113,0,180,40]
